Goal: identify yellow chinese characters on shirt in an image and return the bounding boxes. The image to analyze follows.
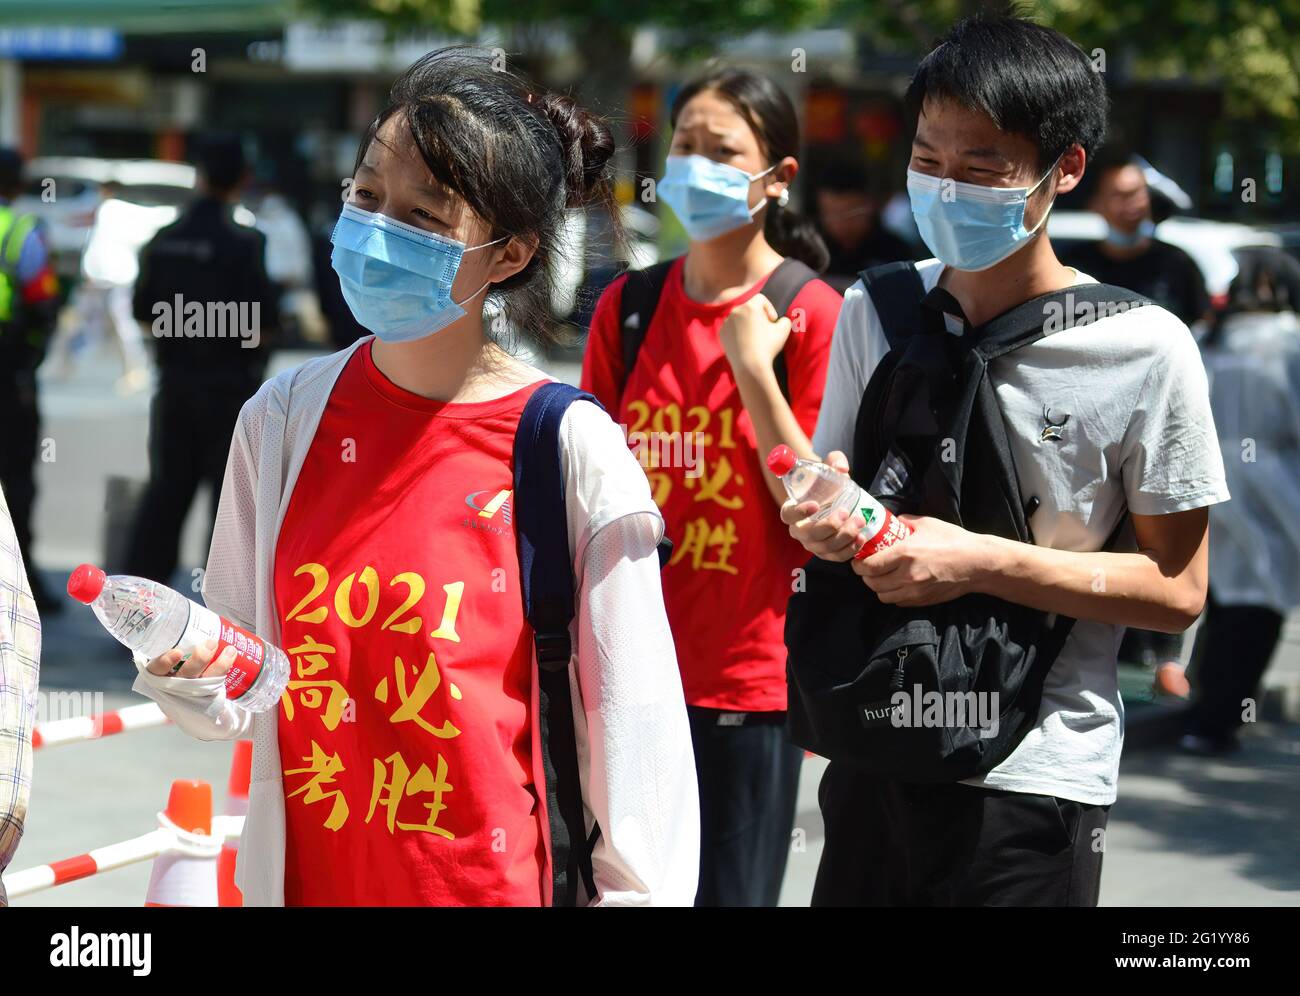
[625,398,746,575]
[280,563,466,837]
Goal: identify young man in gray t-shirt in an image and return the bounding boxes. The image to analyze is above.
[780,16,1228,906]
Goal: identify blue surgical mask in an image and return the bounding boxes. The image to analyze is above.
[330,202,505,343]
[657,154,775,242]
[1104,218,1156,248]
[907,160,1059,272]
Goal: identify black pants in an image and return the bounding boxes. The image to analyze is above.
[1186,592,1285,742]
[812,762,1110,906]
[1118,626,1184,665]
[687,706,803,907]
[124,382,250,585]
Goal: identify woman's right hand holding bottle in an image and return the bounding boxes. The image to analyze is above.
[143,638,237,680]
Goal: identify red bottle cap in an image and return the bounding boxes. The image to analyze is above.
[67,563,107,604]
[766,444,797,476]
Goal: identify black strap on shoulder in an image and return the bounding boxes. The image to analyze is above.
[617,260,675,397]
[514,381,602,906]
[970,283,1152,361]
[943,283,1153,534]
[860,261,929,349]
[616,256,818,402]
[762,257,818,315]
[762,258,818,400]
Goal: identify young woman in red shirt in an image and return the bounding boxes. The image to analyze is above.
[582,68,843,906]
[134,49,698,906]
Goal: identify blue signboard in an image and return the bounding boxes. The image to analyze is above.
[0,27,123,60]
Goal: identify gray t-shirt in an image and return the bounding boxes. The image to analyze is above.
[812,259,1230,805]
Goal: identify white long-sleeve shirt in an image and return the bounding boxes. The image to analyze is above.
[131,336,699,906]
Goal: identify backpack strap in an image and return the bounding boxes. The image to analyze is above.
[971,283,1153,361]
[943,284,1153,537]
[616,257,817,402]
[617,260,675,398]
[761,258,818,399]
[514,381,603,906]
[860,261,930,349]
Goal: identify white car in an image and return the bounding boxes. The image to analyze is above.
[1047,210,1281,303]
[12,157,255,280]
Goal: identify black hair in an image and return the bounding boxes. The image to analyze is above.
[0,147,23,196]
[814,161,871,197]
[1087,146,1138,183]
[670,67,829,273]
[194,133,247,195]
[1205,246,1300,346]
[355,47,619,350]
[1063,145,1137,209]
[904,14,1108,173]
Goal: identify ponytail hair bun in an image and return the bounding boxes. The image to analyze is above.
[533,91,616,208]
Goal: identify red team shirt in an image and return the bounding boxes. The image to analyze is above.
[581,258,841,712]
[274,339,549,906]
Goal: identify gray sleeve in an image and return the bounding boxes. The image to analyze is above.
[1121,322,1231,515]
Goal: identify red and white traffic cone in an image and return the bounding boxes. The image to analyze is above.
[145,779,220,907]
[218,741,251,907]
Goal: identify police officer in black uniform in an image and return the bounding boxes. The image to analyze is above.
[123,135,279,585]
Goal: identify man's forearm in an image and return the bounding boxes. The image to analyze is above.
[977,535,1205,633]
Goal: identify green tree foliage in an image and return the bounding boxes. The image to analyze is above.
[300,0,1300,146]
[834,0,1300,148]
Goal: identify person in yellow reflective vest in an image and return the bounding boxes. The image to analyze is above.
[0,147,62,615]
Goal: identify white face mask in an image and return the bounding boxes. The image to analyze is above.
[657,154,776,241]
[907,156,1060,271]
[330,203,506,343]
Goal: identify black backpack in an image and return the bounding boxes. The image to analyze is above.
[784,262,1147,782]
[616,256,819,398]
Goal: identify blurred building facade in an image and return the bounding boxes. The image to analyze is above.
[0,7,1293,259]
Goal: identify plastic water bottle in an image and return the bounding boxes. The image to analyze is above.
[766,445,912,559]
[67,563,289,714]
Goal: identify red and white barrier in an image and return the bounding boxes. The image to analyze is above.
[3,827,175,897]
[11,705,249,903]
[2,779,244,901]
[31,702,170,748]
[218,740,251,907]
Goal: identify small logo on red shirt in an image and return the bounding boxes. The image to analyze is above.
[462,489,513,535]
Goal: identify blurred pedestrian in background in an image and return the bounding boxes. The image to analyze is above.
[812,160,914,292]
[1061,150,1210,328]
[0,147,62,614]
[582,67,843,907]
[249,172,322,347]
[1184,246,1300,754]
[0,480,41,907]
[122,134,279,587]
[1061,150,1213,692]
[51,179,154,393]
